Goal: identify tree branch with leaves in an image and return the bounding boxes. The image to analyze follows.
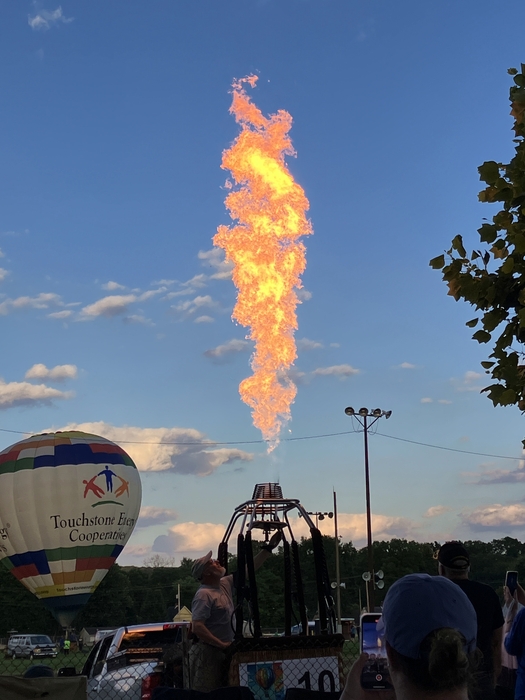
[430,65,525,439]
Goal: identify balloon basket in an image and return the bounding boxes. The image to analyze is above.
[227,635,345,695]
[219,483,338,639]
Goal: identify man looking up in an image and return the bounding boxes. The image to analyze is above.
[437,541,504,700]
[189,531,281,692]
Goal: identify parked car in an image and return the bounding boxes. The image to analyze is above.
[291,621,316,635]
[80,622,190,700]
[7,634,57,660]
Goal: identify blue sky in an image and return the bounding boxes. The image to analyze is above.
[2,0,525,564]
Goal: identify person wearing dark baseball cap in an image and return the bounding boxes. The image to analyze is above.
[437,541,504,700]
[342,573,478,700]
[188,531,281,692]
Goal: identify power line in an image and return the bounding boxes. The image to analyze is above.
[0,426,352,446]
[0,425,522,460]
[376,432,523,461]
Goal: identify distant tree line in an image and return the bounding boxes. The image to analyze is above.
[0,536,522,637]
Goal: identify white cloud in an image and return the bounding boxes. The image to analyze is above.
[0,379,74,409]
[421,397,433,403]
[102,281,126,291]
[423,505,451,518]
[204,339,250,362]
[398,362,416,369]
[198,248,233,280]
[0,293,62,315]
[297,338,323,351]
[138,288,166,302]
[138,506,178,528]
[181,274,208,289]
[195,315,214,324]
[464,464,525,485]
[80,294,137,318]
[25,363,78,382]
[463,503,525,530]
[51,421,254,476]
[153,521,226,557]
[121,542,153,559]
[153,279,176,287]
[28,6,73,31]
[0,268,8,282]
[165,289,194,300]
[172,295,218,316]
[284,364,359,385]
[0,249,4,258]
[284,368,307,385]
[48,310,73,320]
[283,513,417,548]
[311,364,359,379]
[454,370,483,392]
[1,230,29,237]
[296,289,312,302]
[438,399,452,404]
[124,314,154,326]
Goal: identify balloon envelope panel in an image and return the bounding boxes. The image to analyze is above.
[0,431,142,626]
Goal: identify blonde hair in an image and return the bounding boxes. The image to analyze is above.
[390,627,477,692]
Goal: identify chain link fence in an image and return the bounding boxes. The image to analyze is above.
[0,631,359,700]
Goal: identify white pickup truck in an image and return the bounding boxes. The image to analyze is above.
[81,622,190,700]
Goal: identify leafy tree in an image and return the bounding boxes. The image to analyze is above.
[0,566,59,636]
[430,65,525,434]
[76,565,134,628]
[126,566,150,624]
[143,554,177,567]
[139,586,167,623]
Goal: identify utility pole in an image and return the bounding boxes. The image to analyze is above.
[344,406,392,612]
[333,490,342,631]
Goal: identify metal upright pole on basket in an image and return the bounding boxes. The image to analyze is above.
[333,490,342,632]
[344,406,392,612]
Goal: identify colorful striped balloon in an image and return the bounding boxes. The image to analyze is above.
[0,431,142,627]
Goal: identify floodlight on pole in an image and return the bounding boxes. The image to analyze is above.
[305,510,333,528]
[344,405,392,612]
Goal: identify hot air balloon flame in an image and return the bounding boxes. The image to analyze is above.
[214,76,313,451]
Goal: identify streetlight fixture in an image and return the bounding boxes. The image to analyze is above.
[344,406,392,612]
[303,510,333,528]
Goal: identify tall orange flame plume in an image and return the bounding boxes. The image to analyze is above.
[214,75,313,450]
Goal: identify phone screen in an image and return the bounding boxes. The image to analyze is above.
[506,571,518,595]
[360,614,393,691]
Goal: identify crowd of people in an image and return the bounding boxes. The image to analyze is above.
[188,538,525,700]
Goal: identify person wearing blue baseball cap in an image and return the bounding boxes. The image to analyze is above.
[342,574,479,700]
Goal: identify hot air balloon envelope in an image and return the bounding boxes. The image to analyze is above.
[0,431,142,626]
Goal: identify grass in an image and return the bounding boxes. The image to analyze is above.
[0,650,90,676]
[341,639,360,676]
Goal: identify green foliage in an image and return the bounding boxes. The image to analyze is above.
[139,586,167,623]
[430,65,525,440]
[0,566,60,637]
[76,565,135,629]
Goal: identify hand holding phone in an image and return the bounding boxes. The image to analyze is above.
[359,613,393,691]
[506,571,518,596]
[342,653,395,700]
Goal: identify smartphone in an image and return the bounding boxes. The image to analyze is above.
[360,613,393,691]
[506,571,518,595]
